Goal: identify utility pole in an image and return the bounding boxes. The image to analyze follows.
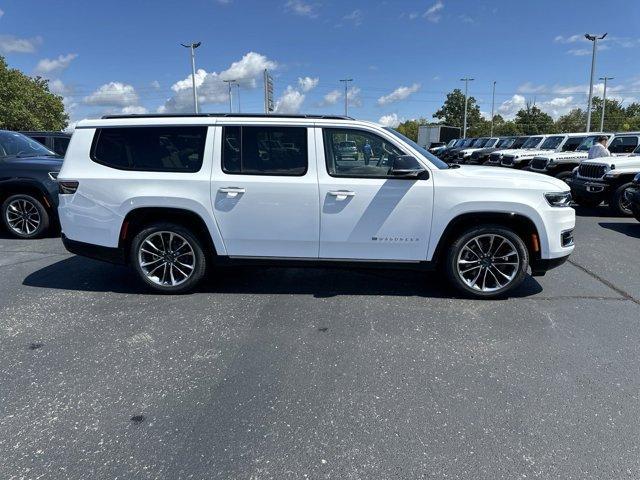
[180,42,201,113]
[490,80,497,137]
[585,33,607,132]
[599,76,614,132]
[223,79,237,113]
[339,78,353,116]
[236,82,241,113]
[460,77,474,138]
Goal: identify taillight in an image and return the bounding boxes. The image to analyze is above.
[58,181,79,194]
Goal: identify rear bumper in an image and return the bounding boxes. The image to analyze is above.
[62,234,127,265]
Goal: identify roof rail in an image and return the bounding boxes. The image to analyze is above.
[101,113,354,120]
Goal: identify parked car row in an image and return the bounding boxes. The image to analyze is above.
[432,132,640,217]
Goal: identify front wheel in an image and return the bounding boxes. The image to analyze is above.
[130,222,207,294]
[611,183,635,217]
[445,226,529,298]
[2,194,50,239]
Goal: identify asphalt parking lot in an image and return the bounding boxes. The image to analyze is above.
[1,208,640,479]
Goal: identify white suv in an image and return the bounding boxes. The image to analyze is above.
[57,114,575,298]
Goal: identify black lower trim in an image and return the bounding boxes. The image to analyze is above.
[530,255,570,276]
[213,256,437,271]
[62,234,127,264]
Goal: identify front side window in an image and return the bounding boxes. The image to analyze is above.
[222,126,307,176]
[609,136,638,154]
[324,128,415,178]
[0,131,56,158]
[91,126,207,172]
[512,137,528,148]
[561,136,585,152]
[53,137,70,156]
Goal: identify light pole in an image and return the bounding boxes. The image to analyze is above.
[585,33,607,132]
[223,79,237,113]
[599,76,614,132]
[490,80,496,137]
[460,77,474,138]
[180,42,201,114]
[339,78,353,116]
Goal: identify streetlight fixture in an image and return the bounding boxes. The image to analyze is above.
[598,76,614,132]
[339,79,353,117]
[180,42,201,114]
[584,33,607,132]
[460,77,474,138]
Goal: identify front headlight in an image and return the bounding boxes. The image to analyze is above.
[634,173,640,182]
[547,160,557,167]
[604,172,620,179]
[545,191,572,207]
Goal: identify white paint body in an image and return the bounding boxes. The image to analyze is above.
[58,116,574,264]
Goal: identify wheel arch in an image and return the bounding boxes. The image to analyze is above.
[0,178,56,213]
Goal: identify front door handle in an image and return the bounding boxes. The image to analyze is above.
[328,190,356,200]
[219,187,246,198]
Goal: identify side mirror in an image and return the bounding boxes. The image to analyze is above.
[390,155,428,178]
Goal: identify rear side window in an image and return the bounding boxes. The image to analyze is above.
[53,137,70,156]
[609,136,638,154]
[91,126,207,172]
[222,126,307,176]
[562,137,584,152]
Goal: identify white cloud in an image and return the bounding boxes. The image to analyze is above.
[35,53,77,74]
[459,14,474,24]
[567,44,609,56]
[298,76,319,92]
[423,1,443,23]
[161,51,277,112]
[343,9,362,26]
[150,80,161,89]
[121,105,148,115]
[285,0,319,18]
[377,83,421,106]
[497,94,527,119]
[274,85,305,113]
[321,89,341,106]
[347,86,362,107]
[408,12,419,20]
[84,82,139,107]
[554,34,584,44]
[0,9,4,19]
[0,34,42,54]
[378,113,401,128]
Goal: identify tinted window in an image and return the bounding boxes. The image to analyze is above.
[522,136,543,148]
[512,137,528,148]
[540,136,564,150]
[30,136,47,145]
[609,136,638,154]
[222,126,307,176]
[0,131,55,158]
[91,127,206,172]
[561,136,584,152]
[53,137,70,155]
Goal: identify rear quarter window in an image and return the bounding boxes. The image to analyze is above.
[90,126,207,172]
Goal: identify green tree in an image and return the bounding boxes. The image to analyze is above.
[554,108,586,133]
[514,102,554,134]
[590,97,626,132]
[433,88,482,134]
[0,56,68,131]
[494,120,521,136]
[396,117,429,142]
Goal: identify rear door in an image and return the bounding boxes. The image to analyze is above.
[210,123,319,258]
[316,126,434,261]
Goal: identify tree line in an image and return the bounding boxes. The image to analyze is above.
[396,88,640,141]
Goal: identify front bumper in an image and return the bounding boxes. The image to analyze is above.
[530,254,570,276]
[566,176,611,198]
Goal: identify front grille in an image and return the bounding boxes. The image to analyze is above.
[489,153,501,163]
[501,155,515,166]
[457,151,465,160]
[578,163,607,179]
[530,158,548,171]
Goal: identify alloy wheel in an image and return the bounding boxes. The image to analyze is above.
[456,234,520,292]
[137,231,196,287]
[5,198,41,236]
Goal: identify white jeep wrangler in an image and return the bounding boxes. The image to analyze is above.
[57,114,575,298]
[501,133,585,169]
[486,135,544,166]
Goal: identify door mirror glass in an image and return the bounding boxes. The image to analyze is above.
[390,155,426,178]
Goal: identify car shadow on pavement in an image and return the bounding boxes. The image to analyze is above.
[23,255,544,299]
[599,222,640,239]
[573,205,610,218]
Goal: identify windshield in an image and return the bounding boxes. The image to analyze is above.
[471,138,486,148]
[497,138,514,148]
[463,138,475,147]
[577,135,604,151]
[447,139,457,147]
[540,136,564,150]
[0,131,57,158]
[522,136,543,148]
[512,137,528,148]
[484,138,498,148]
[385,127,449,169]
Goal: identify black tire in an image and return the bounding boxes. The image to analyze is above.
[1,194,50,239]
[611,182,635,217]
[572,194,602,209]
[444,225,529,299]
[555,171,573,183]
[130,222,207,294]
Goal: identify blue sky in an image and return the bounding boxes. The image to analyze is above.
[1,0,640,128]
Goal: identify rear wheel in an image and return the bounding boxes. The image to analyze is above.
[130,222,206,294]
[2,194,50,239]
[611,182,635,217]
[445,225,529,299]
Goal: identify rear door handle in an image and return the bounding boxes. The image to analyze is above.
[219,187,246,197]
[328,190,356,200]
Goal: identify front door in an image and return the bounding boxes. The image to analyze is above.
[211,124,319,258]
[316,127,434,261]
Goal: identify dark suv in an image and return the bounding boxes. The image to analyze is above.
[20,131,72,157]
[0,130,63,238]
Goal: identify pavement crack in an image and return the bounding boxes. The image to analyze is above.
[568,259,640,306]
